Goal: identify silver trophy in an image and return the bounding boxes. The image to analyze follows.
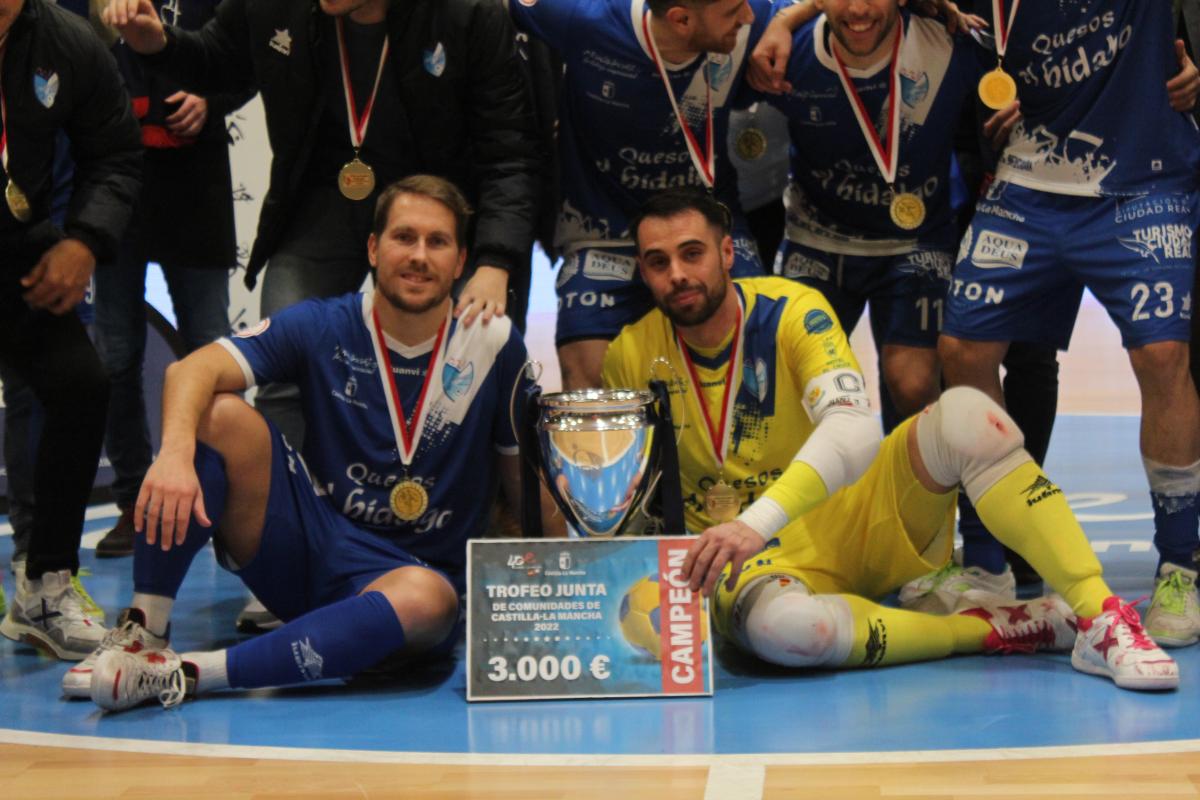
[517,376,684,538]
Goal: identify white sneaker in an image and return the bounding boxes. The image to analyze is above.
[62,609,169,699]
[1071,596,1179,691]
[0,569,107,660]
[899,548,1017,614]
[91,647,188,712]
[1144,562,1200,648]
[960,593,1077,653]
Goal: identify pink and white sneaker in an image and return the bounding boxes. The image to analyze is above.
[1071,596,1179,691]
[961,594,1077,654]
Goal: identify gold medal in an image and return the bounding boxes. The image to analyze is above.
[703,481,741,524]
[735,127,768,161]
[889,192,925,231]
[978,67,1017,111]
[6,179,31,223]
[338,157,375,201]
[389,479,429,522]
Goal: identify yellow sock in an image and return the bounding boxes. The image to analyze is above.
[975,461,1111,618]
[839,595,994,668]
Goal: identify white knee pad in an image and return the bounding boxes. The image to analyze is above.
[733,576,854,668]
[916,386,1031,503]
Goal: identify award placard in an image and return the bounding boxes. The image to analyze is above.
[466,537,714,701]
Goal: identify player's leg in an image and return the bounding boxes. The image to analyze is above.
[726,574,1075,670]
[61,393,270,697]
[913,386,1179,689]
[1079,192,1200,648]
[93,564,459,711]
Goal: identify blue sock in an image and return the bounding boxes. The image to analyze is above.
[133,443,228,598]
[957,493,1008,575]
[226,591,406,689]
[1151,492,1200,572]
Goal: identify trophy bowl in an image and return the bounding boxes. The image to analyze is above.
[537,388,658,537]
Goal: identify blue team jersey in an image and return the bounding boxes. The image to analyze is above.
[219,293,528,575]
[996,0,1200,196]
[769,11,984,255]
[509,0,772,249]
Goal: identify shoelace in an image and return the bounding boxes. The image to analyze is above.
[1154,571,1193,612]
[1111,597,1157,651]
[156,669,187,709]
[133,662,186,709]
[995,618,1054,654]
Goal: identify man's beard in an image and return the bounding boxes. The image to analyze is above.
[658,277,726,327]
[376,276,447,315]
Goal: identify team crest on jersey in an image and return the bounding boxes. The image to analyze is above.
[443,358,474,401]
[424,43,446,77]
[234,318,271,338]
[707,56,733,92]
[900,70,929,107]
[742,357,769,403]
[803,309,834,334]
[34,70,59,108]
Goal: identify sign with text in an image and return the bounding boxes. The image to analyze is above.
[466,537,713,701]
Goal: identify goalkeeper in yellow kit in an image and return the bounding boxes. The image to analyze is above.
[602,190,1178,691]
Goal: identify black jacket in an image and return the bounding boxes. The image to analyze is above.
[146,0,542,287]
[0,0,142,265]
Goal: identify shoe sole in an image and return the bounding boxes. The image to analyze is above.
[236,618,284,634]
[1071,651,1179,691]
[0,615,97,661]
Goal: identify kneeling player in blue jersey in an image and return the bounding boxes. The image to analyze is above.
[66,176,549,711]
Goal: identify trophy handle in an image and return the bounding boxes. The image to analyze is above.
[513,360,548,538]
[647,378,687,536]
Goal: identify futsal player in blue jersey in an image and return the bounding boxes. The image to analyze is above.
[64,175,551,711]
[750,0,989,428]
[938,0,1200,649]
[506,0,771,389]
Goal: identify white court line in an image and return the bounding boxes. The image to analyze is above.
[1,729,1198,768]
[705,764,765,800]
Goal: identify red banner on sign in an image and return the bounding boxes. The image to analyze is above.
[657,540,705,695]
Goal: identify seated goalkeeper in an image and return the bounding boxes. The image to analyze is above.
[602,189,1178,691]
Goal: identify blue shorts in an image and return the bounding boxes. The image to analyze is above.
[205,423,456,625]
[554,228,764,345]
[776,240,953,348]
[944,182,1199,349]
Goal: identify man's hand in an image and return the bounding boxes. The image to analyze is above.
[20,239,95,314]
[982,100,1021,151]
[682,520,766,597]
[455,264,508,327]
[165,91,209,138]
[1168,40,1200,113]
[101,0,168,54]
[135,448,212,551]
[748,18,794,94]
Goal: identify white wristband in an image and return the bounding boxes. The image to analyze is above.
[736,497,790,541]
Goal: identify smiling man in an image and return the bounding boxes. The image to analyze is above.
[66,176,547,712]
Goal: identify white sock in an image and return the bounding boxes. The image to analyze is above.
[181,650,230,694]
[131,593,174,639]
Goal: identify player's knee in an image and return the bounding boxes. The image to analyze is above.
[917,387,1030,500]
[884,369,938,416]
[378,567,459,649]
[736,576,853,668]
[196,392,259,450]
[1129,340,1190,386]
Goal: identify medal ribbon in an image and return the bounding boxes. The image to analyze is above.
[642,12,715,189]
[674,292,745,469]
[336,18,390,151]
[831,21,903,186]
[991,0,1020,61]
[369,301,451,466]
